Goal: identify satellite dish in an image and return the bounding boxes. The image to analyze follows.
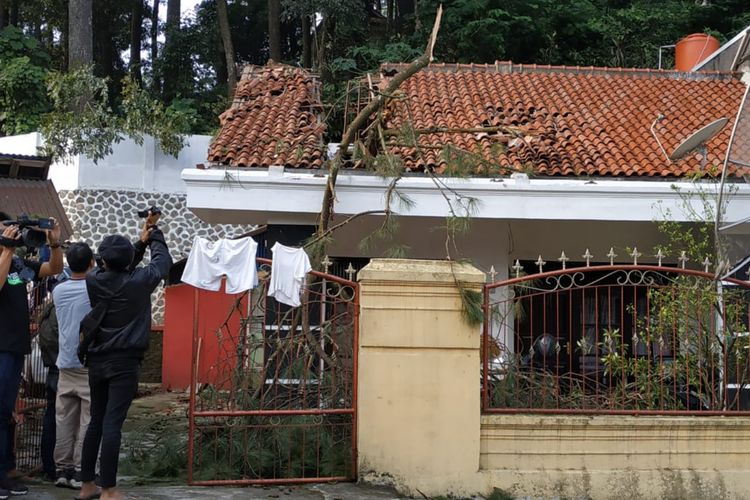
[670,117,729,161]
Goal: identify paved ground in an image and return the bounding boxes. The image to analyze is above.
[25,481,407,499]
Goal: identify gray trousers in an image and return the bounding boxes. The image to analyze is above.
[54,368,91,472]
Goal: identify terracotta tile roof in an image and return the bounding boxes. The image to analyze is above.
[208,64,326,168]
[375,62,748,177]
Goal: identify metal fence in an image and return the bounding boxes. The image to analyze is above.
[483,264,750,415]
[188,258,359,485]
[16,277,53,473]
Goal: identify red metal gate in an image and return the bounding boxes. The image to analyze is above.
[187,258,359,485]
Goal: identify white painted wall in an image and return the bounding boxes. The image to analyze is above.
[0,132,211,194]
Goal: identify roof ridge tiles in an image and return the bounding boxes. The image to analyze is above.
[380,60,741,81]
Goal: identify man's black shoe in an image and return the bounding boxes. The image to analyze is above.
[0,479,27,496]
[0,486,9,500]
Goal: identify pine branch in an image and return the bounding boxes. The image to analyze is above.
[315,5,444,241]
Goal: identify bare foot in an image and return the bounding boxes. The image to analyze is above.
[78,481,100,499]
[101,487,125,500]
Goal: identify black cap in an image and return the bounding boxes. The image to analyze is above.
[98,235,134,271]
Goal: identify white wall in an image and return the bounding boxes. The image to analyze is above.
[0,132,211,195]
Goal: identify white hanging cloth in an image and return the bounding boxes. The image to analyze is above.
[267,243,312,307]
[182,236,258,293]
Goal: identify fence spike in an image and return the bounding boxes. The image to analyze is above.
[322,255,332,274]
[345,262,356,281]
[511,261,523,279]
[558,251,569,270]
[678,251,689,269]
[607,247,617,265]
[655,249,665,267]
[702,256,712,273]
[582,249,593,267]
[536,255,546,273]
[629,247,642,265]
[490,264,498,281]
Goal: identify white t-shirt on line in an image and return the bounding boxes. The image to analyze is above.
[267,243,312,307]
[182,236,258,293]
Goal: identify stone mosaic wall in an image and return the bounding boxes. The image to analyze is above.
[59,189,253,323]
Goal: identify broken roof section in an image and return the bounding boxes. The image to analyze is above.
[374,62,747,177]
[208,64,326,168]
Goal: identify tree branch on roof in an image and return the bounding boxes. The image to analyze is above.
[314,5,443,255]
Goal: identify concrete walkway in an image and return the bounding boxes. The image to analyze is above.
[26,481,407,499]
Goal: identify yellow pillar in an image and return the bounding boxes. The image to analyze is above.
[357,259,485,497]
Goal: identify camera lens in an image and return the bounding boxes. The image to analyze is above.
[21,227,47,248]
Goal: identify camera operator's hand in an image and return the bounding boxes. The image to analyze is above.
[45,217,61,246]
[140,213,160,243]
[1,225,20,252]
[146,210,161,227]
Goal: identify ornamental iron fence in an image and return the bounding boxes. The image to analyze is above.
[483,264,750,415]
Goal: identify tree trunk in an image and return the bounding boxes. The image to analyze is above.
[302,14,311,68]
[267,0,281,62]
[163,0,180,99]
[130,0,143,83]
[68,0,93,70]
[0,0,7,28]
[9,0,16,26]
[150,0,160,92]
[216,0,237,97]
[386,0,394,35]
[61,5,69,69]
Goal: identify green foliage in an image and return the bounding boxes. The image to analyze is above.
[0,26,50,67]
[0,27,51,135]
[487,487,515,500]
[458,285,484,326]
[120,77,192,156]
[41,67,193,162]
[0,57,48,135]
[41,67,121,162]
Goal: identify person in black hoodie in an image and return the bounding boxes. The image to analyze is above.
[77,214,171,500]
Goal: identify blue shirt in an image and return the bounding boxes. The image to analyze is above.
[52,278,91,369]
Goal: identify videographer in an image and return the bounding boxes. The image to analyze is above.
[78,210,171,500]
[0,212,63,498]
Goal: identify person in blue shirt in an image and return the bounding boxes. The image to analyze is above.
[52,243,95,490]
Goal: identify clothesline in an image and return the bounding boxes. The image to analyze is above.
[181,236,311,308]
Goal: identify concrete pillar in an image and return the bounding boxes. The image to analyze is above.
[357,259,485,497]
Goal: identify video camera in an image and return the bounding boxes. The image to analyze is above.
[137,206,162,218]
[1,215,53,248]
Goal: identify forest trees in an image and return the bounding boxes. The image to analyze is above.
[0,0,747,142]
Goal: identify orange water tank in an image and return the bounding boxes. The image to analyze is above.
[675,33,720,71]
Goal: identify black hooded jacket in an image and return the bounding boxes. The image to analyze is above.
[85,228,172,360]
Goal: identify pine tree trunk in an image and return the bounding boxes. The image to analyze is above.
[9,0,17,26]
[151,0,160,92]
[130,0,143,83]
[62,5,69,69]
[163,0,180,100]
[216,0,236,97]
[68,0,93,70]
[302,14,311,68]
[267,0,281,62]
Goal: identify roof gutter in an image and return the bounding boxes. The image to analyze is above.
[182,168,750,226]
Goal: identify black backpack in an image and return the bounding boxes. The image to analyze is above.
[37,301,59,368]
